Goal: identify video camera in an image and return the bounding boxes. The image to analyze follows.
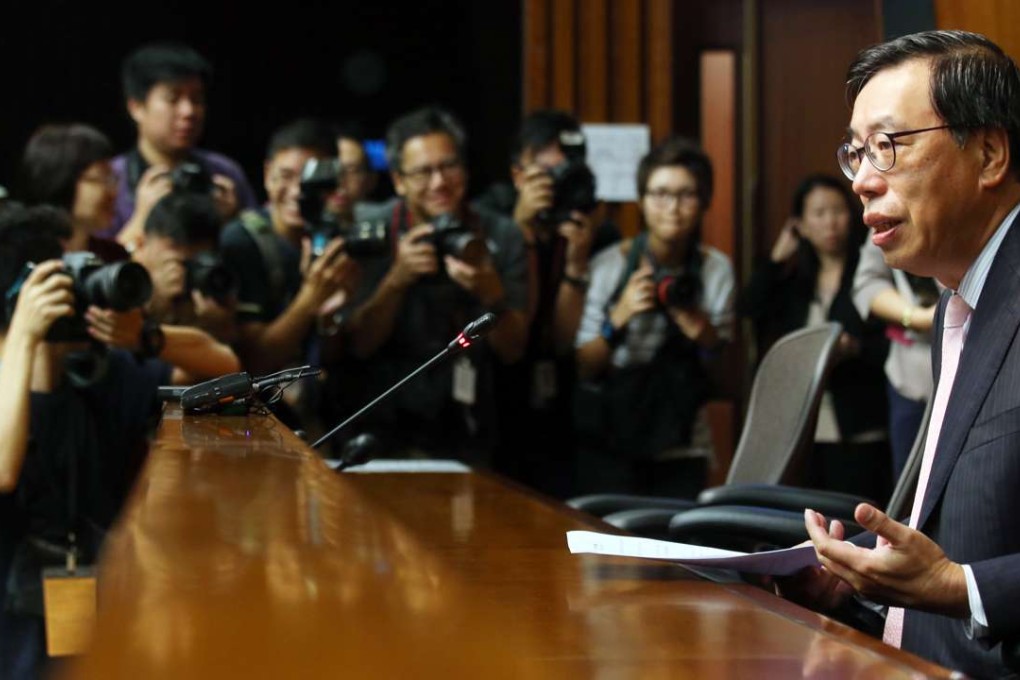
[186,251,238,306]
[536,130,597,228]
[6,252,153,342]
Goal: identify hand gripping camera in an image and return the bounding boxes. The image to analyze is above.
[536,130,598,228]
[6,252,153,342]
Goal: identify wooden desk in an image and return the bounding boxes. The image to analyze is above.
[60,407,952,678]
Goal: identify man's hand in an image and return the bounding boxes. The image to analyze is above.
[118,165,173,250]
[559,210,594,278]
[770,217,801,263]
[297,237,360,312]
[775,515,856,612]
[7,261,75,344]
[513,164,554,228]
[85,306,145,351]
[609,264,656,329]
[211,174,239,221]
[387,224,437,289]
[804,504,969,617]
[444,255,504,307]
[192,291,237,342]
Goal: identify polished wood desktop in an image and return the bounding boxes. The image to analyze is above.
[60,406,952,679]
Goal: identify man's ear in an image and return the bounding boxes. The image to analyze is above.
[978,126,1012,189]
[126,98,146,126]
[391,171,406,197]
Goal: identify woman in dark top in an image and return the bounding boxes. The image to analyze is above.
[741,174,891,503]
[17,123,129,262]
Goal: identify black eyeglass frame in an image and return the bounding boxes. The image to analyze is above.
[837,124,954,180]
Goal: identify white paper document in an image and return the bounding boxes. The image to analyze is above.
[566,531,820,576]
[331,459,471,473]
[581,124,651,201]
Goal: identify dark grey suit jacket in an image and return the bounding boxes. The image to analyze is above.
[900,213,1020,678]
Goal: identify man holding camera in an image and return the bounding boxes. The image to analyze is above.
[0,206,234,679]
[345,107,528,462]
[220,119,359,378]
[478,110,610,496]
[108,42,258,249]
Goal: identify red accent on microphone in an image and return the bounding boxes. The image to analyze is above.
[456,333,471,348]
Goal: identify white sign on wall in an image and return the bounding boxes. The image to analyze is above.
[581,124,651,202]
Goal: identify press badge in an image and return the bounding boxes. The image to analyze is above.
[453,357,477,405]
[531,360,558,407]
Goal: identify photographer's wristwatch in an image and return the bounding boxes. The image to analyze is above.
[137,319,166,359]
[600,318,626,348]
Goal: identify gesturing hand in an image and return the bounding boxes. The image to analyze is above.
[804,504,969,617]
[609,264,655,329]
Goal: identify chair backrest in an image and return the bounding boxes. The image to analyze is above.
[884,396,932,520]
[725,322,842,486]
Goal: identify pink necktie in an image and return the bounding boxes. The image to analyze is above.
[884,293,971,648]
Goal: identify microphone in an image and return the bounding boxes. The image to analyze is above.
[312,312,498,452]
[180,372,254,414]
[177,365,321,414]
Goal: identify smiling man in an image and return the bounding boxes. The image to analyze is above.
[789,31,1020,678]
[343,107,528,463]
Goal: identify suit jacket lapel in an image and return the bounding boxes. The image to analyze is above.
[919,215,1020,529]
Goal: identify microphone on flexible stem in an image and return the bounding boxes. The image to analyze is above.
[176,366,321,414]
[311,312,498,460]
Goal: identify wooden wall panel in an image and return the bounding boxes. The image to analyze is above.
[551,0,576,110]
[759,0,880,262]
[934,0,1020,63]
[523,0,551,110]
[700,51,737,258]
[577,0,609,122]
[646,0,675,141]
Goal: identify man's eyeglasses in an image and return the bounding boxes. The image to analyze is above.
[837,124,953,180]
[644,187,699,209]
[400,158,464,186]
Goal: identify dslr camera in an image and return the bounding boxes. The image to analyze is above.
[536,130,598,228]
[653,269,701,311]
[428,213,488,268]
[6,252,153,342]
[299,158,342,259]
[170,162,214,195]
[186,251,238,306]
[343,220,390,259]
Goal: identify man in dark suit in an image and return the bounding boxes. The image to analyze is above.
[790,31,1020,678]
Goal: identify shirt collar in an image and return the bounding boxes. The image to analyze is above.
[956,199,1020,310]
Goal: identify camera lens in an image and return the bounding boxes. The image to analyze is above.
[85,261,153,311]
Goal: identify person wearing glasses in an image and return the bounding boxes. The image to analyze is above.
[343,106,528,463]
[325,126,377,226]
[741,174,891,503]
[783,31,1020,678]
[573,136,734,498]
[16,123,129,264]
[219,119,359,380]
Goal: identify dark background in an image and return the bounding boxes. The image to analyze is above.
[0,0,522,202]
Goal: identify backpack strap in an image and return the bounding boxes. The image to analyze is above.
[239,209,287,310]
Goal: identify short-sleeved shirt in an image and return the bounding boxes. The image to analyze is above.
[219,208,303,325]
[343,199,529,457]
[102,147,258,240]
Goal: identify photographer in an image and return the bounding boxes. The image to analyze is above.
[109,42,257,249]
[0,207,193,678]
[326,127,376,226]
[220,119,359,377]
[345,107,528,461]
[574,136,734,498]
[479,110,611,497]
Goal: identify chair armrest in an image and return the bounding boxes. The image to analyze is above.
[567,494,695,518]
[667,505,863,551]
[601,509,681,541]
[697,484,876,520]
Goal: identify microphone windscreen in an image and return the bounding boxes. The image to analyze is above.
[463,312,497,340]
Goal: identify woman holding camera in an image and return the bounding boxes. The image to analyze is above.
[741,174,890,503]
[574,136,735,498]
[17,123,128,263]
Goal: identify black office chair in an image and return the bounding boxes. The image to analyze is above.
[568,322,844,535]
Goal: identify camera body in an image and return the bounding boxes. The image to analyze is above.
[653,269,701,311]
[343,220,390,259]
[428,213,488,267]
[5,252,153,342]
[170,162,214,195]
[185,251,237,305]
[536,160,597,228]
[299,158,342,260]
